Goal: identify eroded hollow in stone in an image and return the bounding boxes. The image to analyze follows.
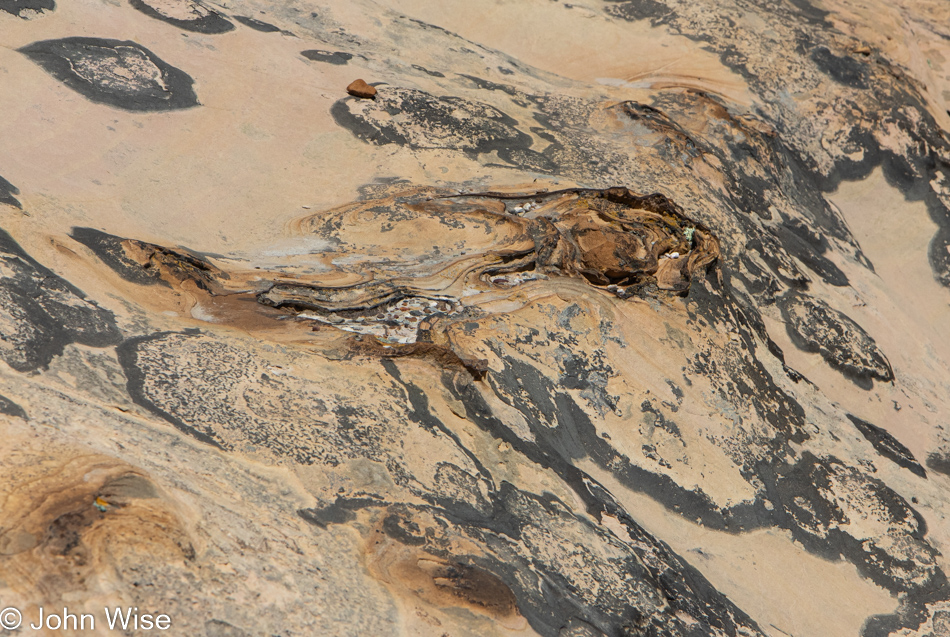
[76,186,719,346]
[256,186,719,342]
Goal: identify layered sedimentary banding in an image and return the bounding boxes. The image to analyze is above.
[265,187,719,341]
[75,186,720,345]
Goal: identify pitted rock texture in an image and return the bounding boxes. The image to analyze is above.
[2,0,950,636]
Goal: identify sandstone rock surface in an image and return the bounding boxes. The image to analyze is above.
[1,1,950,636]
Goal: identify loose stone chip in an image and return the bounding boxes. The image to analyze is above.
[346,79,376,99]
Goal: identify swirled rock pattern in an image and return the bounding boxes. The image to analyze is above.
[2,1,950,636]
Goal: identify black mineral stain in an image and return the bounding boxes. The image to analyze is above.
[233,15,281,32]
[432,274,943,613]
[19,38,199,111]
[779,292,893,388]
[303,485,766,637]
[128,0,234,34]
[380,509,429,546]
[926,452,950,478]
[0,0,54,17]
[0,176,22,209]
[412,64,445,78]
[810,46,869,89]
[0,394,27,419]
[761,452,942,596]
[605,0,950,299]
[603,0,674,25]
[301,50,352,65]
[331,86,534,159]
[0,229,122,372]
[784,0,831,23]
[773,219,849,286]
[847,414,926,477]
[115,331,224,449]
[70,227,170,287]
[298,500,364,528]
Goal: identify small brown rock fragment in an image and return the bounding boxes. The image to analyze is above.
[346,79,376,99]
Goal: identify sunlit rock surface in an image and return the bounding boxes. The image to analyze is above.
[1,0,950,635]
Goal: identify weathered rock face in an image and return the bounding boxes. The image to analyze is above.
[1,1,949,636]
